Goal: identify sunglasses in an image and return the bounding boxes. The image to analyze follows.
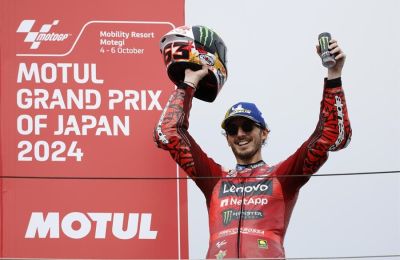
[225,120,259,136]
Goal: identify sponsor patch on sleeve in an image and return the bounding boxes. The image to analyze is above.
[257,239,268,249]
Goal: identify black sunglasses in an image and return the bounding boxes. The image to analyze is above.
[225,120,259,136]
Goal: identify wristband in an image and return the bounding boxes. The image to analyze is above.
[325,77,342,88]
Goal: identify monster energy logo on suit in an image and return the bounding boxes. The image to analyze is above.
[222,209,264,226]
[219,180,272,198]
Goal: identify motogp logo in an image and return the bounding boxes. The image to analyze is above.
[16,20,70,49]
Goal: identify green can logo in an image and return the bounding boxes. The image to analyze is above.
[318,32,332,55]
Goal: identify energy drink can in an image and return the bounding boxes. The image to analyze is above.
[318,32,336,68]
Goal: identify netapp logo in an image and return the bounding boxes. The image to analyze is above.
[220,197,268,207]
[16,20,70,49]
[219,180,272,198]
[25,212,158,239]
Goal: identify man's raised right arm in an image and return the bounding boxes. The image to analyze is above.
[153,84,198,176]
[153,67,222,199]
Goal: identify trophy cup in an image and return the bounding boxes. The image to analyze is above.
[160,25,228,102]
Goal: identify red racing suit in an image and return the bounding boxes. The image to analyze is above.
[154,78,352,259]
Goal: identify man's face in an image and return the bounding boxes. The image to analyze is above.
[225,117,268,164]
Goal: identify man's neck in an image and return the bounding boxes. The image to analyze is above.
[236,155,263,165]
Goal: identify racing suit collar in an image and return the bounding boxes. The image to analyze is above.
[235,160,266,171]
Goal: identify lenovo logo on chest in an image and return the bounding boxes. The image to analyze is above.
[219,180,272,198]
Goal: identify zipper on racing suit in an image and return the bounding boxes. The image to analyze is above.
[235,161,265,258]
[237,176,246,258]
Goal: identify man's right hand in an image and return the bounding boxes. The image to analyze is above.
[183,65,209,89]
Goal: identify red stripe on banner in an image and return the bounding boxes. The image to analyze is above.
[0,0,186,258]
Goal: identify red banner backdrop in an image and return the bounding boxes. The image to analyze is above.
[0,0,187,258]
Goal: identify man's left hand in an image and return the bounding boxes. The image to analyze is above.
[316,38,346,79]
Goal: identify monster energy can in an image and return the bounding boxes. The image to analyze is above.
[318,32,336,68]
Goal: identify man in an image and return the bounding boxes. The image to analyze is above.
[154,39,352,259]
